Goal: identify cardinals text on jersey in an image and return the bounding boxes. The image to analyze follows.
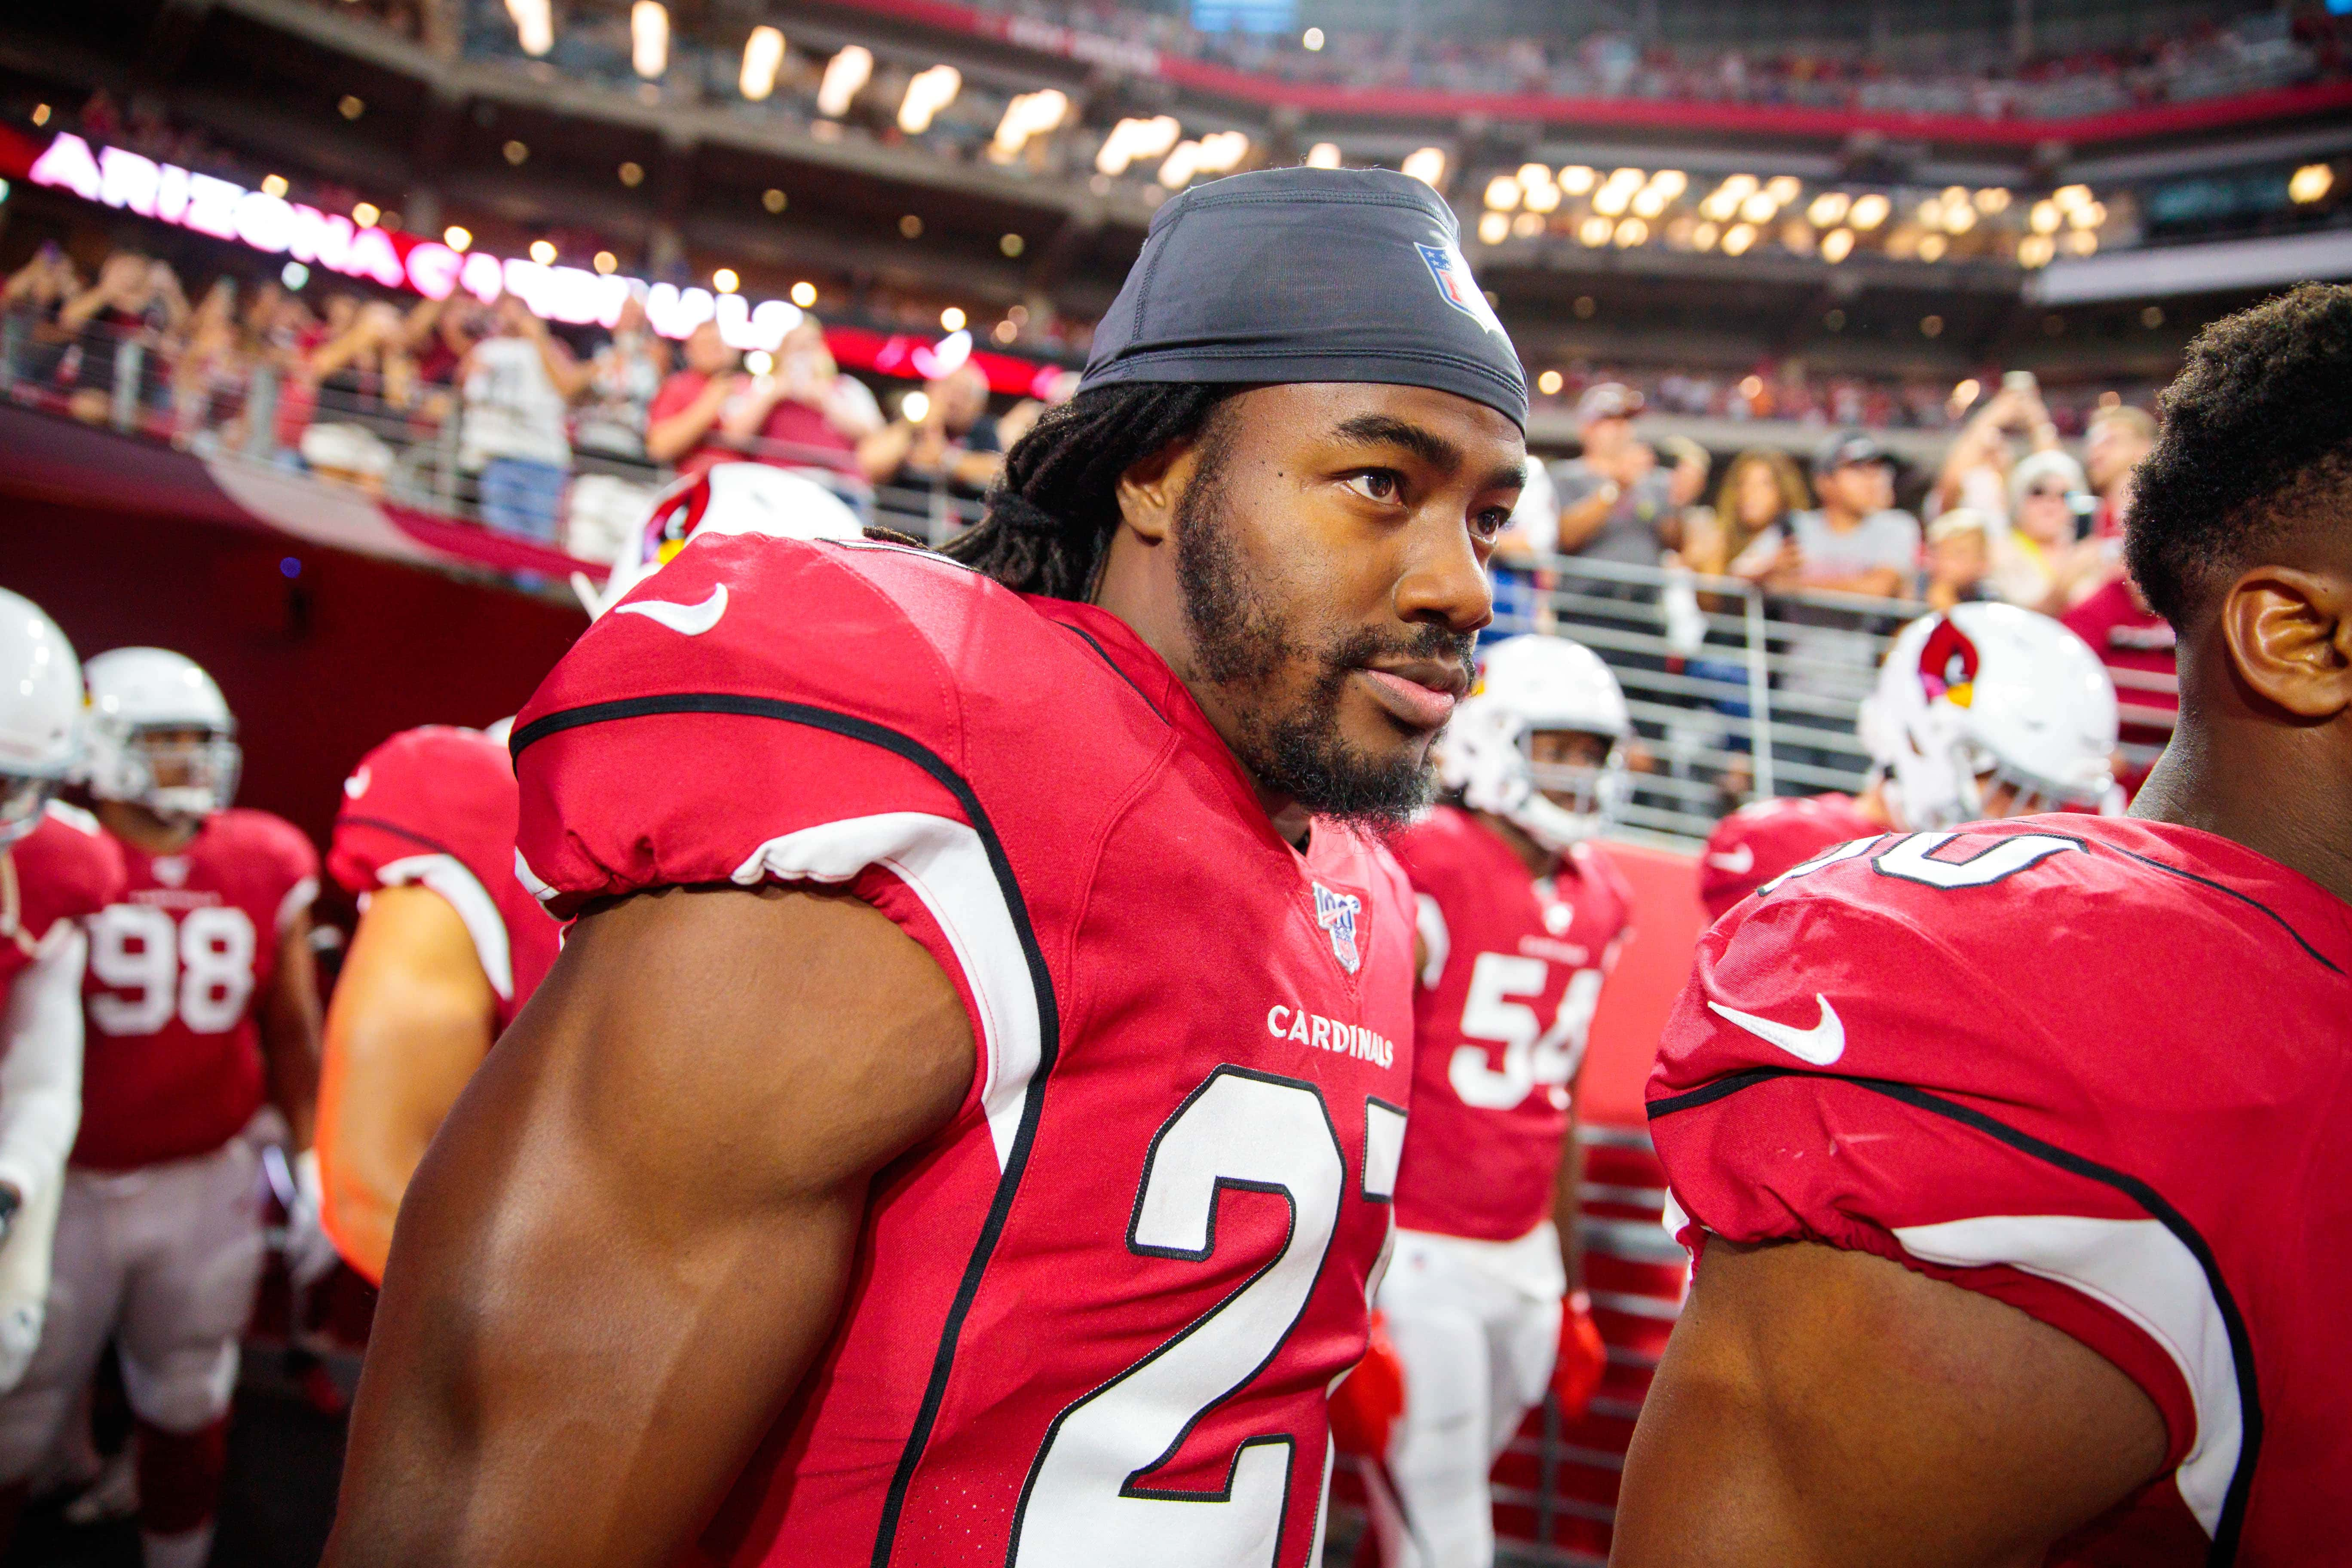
[1650,815,2352,1564]
[331,726,559,1029]
[512,531,1419,1568]
[1695,792,1884,924]
[1389,805,1632,1243]
[77,809,317,1170]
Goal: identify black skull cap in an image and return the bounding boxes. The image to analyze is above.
[1078,165,1528,429]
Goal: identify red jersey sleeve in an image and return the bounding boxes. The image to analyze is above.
[512,533,1026,1121]
[221,809,321,937]
[1649,861,2242,1534]
[17,802,129,927]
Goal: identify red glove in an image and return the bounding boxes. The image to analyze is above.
[1329,1311,1406,1458]
[1552,1289,1606,1421]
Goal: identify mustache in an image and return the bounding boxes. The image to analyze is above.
[1316,621,1477,686]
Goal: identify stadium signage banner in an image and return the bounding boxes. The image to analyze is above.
[26,132,1065,395]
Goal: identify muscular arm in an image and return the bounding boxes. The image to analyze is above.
[0,928,86,1216]
[260,909,324,1151]
[1611,1238,2167,1568]
[326,883,974,1568]
[315,886,497,1284]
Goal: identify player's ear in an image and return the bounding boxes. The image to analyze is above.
[2218,565,2352,721]
[1112,436,1198,547]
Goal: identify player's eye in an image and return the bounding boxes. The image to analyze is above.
[1470,507,1511,542]
[1342,469,1404,505]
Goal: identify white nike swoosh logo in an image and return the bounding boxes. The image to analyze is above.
[616,583,728,636]
[1706,844,1755,874]
[342,766,370,801]
[1707,994,1846,1066]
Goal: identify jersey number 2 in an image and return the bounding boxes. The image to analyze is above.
[1011,1067,1347,1567]
[87,905,257,1036]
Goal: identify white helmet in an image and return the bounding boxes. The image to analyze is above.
[1439,634,1632,851]
[1857,602,2118,829]
[573,462,865,620]
[84,648,242,822]
[0,590,86,848]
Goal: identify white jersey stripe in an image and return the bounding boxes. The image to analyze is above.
[378,853,514,1003]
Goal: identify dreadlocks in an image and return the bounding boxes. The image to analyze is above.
[941,382,1242,598]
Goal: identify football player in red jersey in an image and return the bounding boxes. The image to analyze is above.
[1615,282,2352,1565]
[316,468,858,1283]
[313,722,560,1285]
[0,594,125,1402]
[0,647,322,1568]
[1695,600,2121,923]
[1370,633,1632,1568]
[331,166,1530,1568]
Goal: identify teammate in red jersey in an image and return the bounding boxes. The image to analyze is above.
[1696,600,2121,923]
[330,165,1530,1568]
[0,594,125,1402]
[317,468,858,1283]
[1615,284,2352,1565]
[0,647,322,1568]
[1370,633,1632,1568]
[313,722,560,1284]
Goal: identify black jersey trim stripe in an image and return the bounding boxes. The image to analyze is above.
[335,816,466,865]
[509,693,1062,1568]
[2101,843,2342,975]
[1649,1065,2261,1565]
[1057,623,1167,724]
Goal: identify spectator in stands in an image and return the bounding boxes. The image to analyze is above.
[54,252,187,425]
[300,300,418,493]
[1552,382,1684,569]
[168,276,251,447]
[1930,374,2061,528]
[458,294,584,544]
[864,360,1006,503]
[1991,449,2107,613]
[1685,448,1806,588]
[572,294,668,461]
[643,320,744,481]
[719,318,891,484]
[1732,432,1920,601]
[2,243,82,387]
[2061,572,2176,799]
[1922,508,1999,612]
[2082,402,2156,539]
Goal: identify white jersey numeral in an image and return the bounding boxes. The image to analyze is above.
[87,904,257,1037]
[1764,830,2085,897]
[1451,954,1600,1112]
[1011,1067,1346,1567]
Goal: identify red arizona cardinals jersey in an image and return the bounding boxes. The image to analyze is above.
[512,531,1418,1568]
[1,802,126,999]
[1388,807,1632,1242]
[1651,815,2352,1564]
[1695,791,1883,923]
[331,726,558,1031]
[77,808,318,1170]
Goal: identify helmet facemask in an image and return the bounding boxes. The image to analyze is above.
[0,772,58,848]
[95,723,242,824]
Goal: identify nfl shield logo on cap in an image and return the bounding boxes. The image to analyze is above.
[1312,882,1364,974]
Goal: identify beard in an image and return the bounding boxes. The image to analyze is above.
[1173,445,1472,829]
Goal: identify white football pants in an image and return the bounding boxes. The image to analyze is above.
[1369,1224,1565,1568]
[0,1138,265,1482]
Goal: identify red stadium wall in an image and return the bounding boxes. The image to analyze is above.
[1583,842,1705,1130]
[2,500,586,853]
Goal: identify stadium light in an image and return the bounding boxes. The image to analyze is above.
[791,281,818,307]
[261,174,289,198]
[1523,182,1561,214]
[1537,370,1563,396]
[817,47,873,117]
[1764,175,1801,205]
[2029,199,2061,234]
[1400,147,1447,189]
[713,268,739,294]
[1739,190,1776,224]
[1943,202,1978,235]
[1719,174,1759,199]
[740,27,786,101]
[1511,211,1542,237]
[1613,217,1648,247]
[991,89,1069,160]
[1305,142,1342,168]
[1807,191,1849,227]
[505,0,553,57]
[2066,229,2098,256]
[1592,184,1631,217]
[1646,169,1687,200]
[2290,163,2334,203]
[2053,183,2093,211]
[353,201,381,227]
[529,239,557,264]
[2018,233,2055,267]
[1848,193,1890,230]
[1096,116,1181,175]
[443,225,472,251]
[1820,227,1854,263]
[593,251,617,274]
[1721,222,1757,256]
[1484,175,1522,212]
[941,306,966,330]
[1950,378,1981,413]
[899,65,961,134]
[1975,187,2012,213]
[2069,200,2105,230]
[1577,215,1611,247]
[631,2,668,79]
[1477,211,1510,245]
[1691,220,1720,251]
[1917,233,1948,262]
[1158,130,1250,188]
[1302,27,1324,49]
[1631,186,1669,219]
[903,391,931,423]
[1558,165,1596,195]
